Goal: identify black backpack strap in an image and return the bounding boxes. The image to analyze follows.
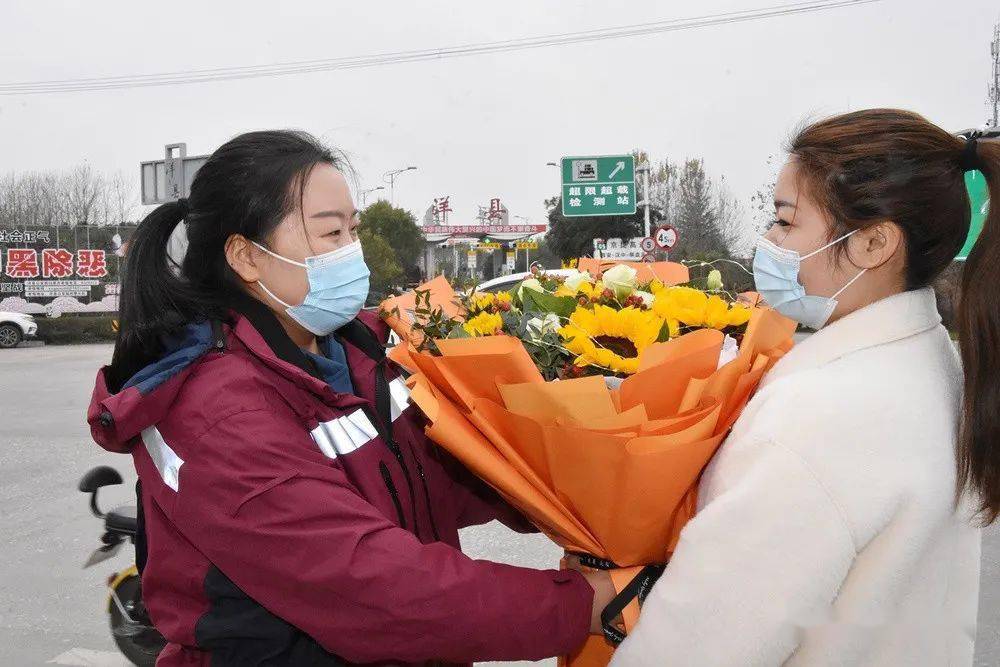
[336,319,392,443]
[335,319,386,361]
[135,479,148,574]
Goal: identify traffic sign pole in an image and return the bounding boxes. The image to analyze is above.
[642,165,651,238]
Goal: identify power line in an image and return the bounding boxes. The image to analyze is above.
[0,0,881,95]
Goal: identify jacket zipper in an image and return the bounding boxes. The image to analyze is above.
[384,437,421,540]
[414,459,440,542]
[379,462,406,530]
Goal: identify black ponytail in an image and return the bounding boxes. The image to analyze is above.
[108,130,342,390]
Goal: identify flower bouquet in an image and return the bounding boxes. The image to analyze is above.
[380,262,796,666]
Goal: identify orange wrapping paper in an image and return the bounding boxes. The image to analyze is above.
[382,278,796,665]
[576,258,690,285]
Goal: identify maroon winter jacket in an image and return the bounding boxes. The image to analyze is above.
[87,308,592,666]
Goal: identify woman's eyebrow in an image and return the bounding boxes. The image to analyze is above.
[774,199,797,211]
[309,209,354,219]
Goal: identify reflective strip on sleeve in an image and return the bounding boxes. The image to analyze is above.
[140,426,184,492]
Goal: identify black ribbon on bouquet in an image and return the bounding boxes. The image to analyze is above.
[568,553,667,646]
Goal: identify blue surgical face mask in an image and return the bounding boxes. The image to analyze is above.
[253,239,370,336]
[752,230,866,330]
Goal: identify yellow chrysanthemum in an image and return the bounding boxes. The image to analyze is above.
[554,278,605,301]
[469,292,497,312]
[495,291,513,307]
[578,280,605,301]
[558,304,663,375]
[553,285,575,298]
[648,279,666,295]
[463,311,503,336]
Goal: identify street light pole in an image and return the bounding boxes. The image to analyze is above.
[382,166,418,205]
[359,186,385,208]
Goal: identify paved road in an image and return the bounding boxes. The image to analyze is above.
[0,344,996,666]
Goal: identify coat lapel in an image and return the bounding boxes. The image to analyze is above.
[762,288,943,388]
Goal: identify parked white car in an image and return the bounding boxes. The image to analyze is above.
[0,311,38,348]
[469,268,578,295]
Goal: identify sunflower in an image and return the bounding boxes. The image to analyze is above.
[653,287,752,333]
[558,304,663,375]
[652,286,709,327]
[704,295,752,329]
[463,311,504,336]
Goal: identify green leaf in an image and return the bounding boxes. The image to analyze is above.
[447,324,471,339]
[501,311,522,332]
[521,288,577,319]
[656,321,672,343]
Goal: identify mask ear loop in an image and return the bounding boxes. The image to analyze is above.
[800,229,859,261]
[800,228,866,299]
[252,241,308,268]
[252,242,305,310]
[256,280,294,309]
[831,267,867,299]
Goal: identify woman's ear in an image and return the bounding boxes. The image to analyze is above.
[225,234,262,284]
[852,221,903,270]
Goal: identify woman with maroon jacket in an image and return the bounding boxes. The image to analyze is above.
[87,130,613,666]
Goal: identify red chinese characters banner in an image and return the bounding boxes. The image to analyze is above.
[3,248,108,279]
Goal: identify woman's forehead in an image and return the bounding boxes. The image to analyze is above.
[774,160,800,201]
[302,164,351,211]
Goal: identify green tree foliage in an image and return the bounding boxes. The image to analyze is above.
[672,159,730,259]
[359,200,424,272]
[358,226,402,304]
[357,200,426,298]
[542,196,653,261]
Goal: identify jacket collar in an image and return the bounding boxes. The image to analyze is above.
[762,287,942,388]
[230,315,368,410]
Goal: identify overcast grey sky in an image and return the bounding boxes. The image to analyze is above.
[1,0,997,227]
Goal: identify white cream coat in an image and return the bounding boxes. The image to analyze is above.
[613,288,982,666]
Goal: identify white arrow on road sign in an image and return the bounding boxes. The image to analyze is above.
[608,161,625,180]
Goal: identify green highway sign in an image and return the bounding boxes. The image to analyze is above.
[956,170,989,261]
[560,154,636,217]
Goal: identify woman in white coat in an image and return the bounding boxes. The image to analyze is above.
[601,110,1000,665]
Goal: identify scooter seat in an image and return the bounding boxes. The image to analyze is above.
[105,505,138,534]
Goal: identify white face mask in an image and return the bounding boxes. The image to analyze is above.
[752,230,867,330]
